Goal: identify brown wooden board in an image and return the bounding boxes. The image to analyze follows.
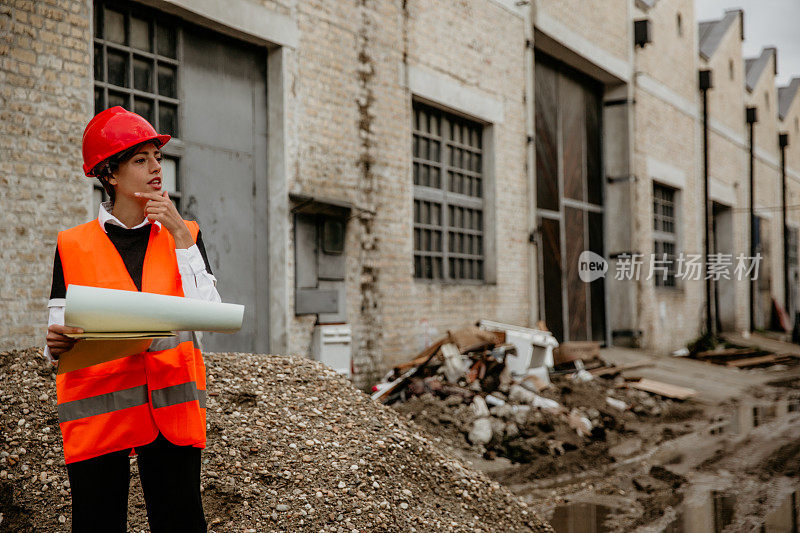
[726,354,796,368]
[565,206,588,341]
[589,362,653,377]
[627,379,696,400]
[725,354,779,368]
[695,347,758,359]
[535,60,559,212]
[393,337,446,374]
[555,341,600,364]
[541,217,564,341]
[448,326,500,354]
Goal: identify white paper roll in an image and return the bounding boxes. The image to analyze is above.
[65,285,244,333]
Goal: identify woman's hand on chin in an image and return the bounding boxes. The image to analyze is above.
[136,190,194,249]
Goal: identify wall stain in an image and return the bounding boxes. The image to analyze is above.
[353,0,382,389]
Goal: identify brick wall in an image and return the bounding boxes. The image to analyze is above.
[3,0,800,376]
[536,0,629,64]
[703,18,746,134]
[283,0,528,386]
[746,54,784,317]
[635,0,697,101]
[783,95,800,178]
[633,90,704,352]
[783,91,800,234]
[701,16,750,332]
[631,0,704,352]
[0,0,92,350]
[387,0,528,369]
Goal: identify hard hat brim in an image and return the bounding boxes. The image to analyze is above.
[83,134,172,177]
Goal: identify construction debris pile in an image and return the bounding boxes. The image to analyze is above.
[375,324,701,475]
[0,347,553,533]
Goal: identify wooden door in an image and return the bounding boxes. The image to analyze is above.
[535,55,606,343]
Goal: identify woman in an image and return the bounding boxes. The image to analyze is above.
[45,106,218,532]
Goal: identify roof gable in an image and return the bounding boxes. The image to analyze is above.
[745,47,777,92]
[779,78,800,121]
[698,9,742,61]
[636,0,658,10]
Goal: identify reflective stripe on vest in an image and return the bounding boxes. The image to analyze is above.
[57,382,206,424]
[151,382,207,410]
[56,219,207,464]
[147,331,203,352]
[58,384,149,423]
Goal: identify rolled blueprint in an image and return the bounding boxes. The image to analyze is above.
[65,285,244,333]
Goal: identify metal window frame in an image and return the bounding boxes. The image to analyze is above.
[92,1,184,212]
[412,101,485,283]
[653,182,678,288]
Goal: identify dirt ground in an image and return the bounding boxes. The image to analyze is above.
[392,373,800,532]
[0,347,553,532]
[2,344,798,532]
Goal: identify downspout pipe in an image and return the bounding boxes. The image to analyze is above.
[523,4,538,328]
[746,106,758,331]
[780,132,790,315]
[699,70,713,336]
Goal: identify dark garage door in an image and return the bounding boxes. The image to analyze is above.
[535,53,606,344]
[93,1,269,353]
[180,26,268,353]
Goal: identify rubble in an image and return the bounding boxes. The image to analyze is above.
[0,347,552,532]
[381,325,702,474]
[377,323,800,532]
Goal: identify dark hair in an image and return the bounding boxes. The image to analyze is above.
[91,140,161,204]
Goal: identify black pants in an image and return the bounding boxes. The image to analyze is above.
[66,434,207,532]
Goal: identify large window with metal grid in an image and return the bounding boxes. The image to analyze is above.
[652,183,678,287]
[92,1,181,211]
[413,102,485,282]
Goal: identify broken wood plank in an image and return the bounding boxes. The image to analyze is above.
[393,337,447,374]
[726,354,797,368]
[372,366,417,403]
[694,347,759,359]
[627,379,696,400]
[554,341,600,365]
[448,326,501,354]
[589,362,654,377]
[725,354,782,368]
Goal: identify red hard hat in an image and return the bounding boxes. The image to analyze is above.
[82,106,171,177]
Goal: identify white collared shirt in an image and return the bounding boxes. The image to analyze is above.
[44,202,221,362]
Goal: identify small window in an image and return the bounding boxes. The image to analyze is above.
[92,1,182,213]
[729,59,734,80]
[765,91,770,110]
[93,1,180,137]
[413,102,485,282]
[653,183,678,288]
[322,218,345,255]
[676,13,683,37]
[795,116,799,132]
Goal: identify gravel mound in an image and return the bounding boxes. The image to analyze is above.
[0,348,552,532]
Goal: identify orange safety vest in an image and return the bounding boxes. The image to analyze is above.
[55,219,207,464]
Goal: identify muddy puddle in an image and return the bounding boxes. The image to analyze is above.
[727,396,800,435]
[549,502,613,532]
[546,395,800,532]
[550,490,799,532]
[665,490,798,533]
